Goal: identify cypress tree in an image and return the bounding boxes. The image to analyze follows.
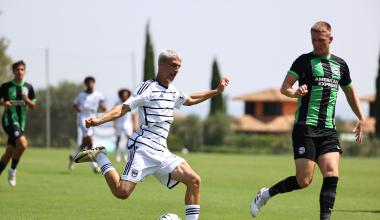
[375,50,380,137]
[143,22,155,81]
[209,59,225,115]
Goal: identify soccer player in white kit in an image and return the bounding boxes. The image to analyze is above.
[114,88,134,162]
[74,50,229,220]
[69,76,106,172]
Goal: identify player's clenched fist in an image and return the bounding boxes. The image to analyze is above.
[85,117,100,128]
[295,84,308,97]
[216,76,230,93]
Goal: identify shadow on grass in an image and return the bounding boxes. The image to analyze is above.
[334,210,380,214]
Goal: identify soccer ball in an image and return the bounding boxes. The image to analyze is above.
[157,213,181,220]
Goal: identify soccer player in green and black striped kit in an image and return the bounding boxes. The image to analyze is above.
[251,22,365,220]
[0,60,36,187]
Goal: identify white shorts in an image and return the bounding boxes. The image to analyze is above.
[78,121,94,137]
[120,136,185,189]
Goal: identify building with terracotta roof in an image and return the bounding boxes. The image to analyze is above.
[233,88,296,133]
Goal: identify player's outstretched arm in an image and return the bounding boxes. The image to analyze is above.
[184,77,229,106]
[85,104,131,128]
[281,73,308,98]
[342,86,365,143]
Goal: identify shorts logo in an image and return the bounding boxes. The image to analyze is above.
[298,146,306,155]
[131,169,139,177]
[14,131,20,137]
[336,145,341,150]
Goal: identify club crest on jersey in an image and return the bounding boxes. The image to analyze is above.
[331,66,341,79]
[14,131,20,137]
[298,146,306,155]
[131,169,139,177]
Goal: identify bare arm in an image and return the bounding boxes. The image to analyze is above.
[280,73,308,98]
[85,104,131,128]
[22,94,36,109]
[184,77,229,106]
[342,86,365,143]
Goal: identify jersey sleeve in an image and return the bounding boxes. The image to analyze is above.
[98,92,106,104]
[174,90,189,109]
[73,93,81,105]
[288,55,305,80]
[28,84,36,102]
[339,61,352,89]
[124,83,151,110]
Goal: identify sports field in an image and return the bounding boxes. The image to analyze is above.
[0,148,379,220]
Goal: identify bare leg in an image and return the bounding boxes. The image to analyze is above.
[12,136,28,161]
[103,169,137,199]
[171,161,201,220]
[0,144,14,174]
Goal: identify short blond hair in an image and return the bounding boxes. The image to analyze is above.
[311,21,331,34]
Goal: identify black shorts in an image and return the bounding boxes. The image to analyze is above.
[292,124,342,162]
[2,124,24,147]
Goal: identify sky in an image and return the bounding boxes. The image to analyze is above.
[0,0,379,119]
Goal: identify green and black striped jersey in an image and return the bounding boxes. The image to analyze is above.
[288,52,352,129]
[0,80,36,131]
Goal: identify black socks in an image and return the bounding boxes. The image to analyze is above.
[0,161,6,174]
[320,176,338,220]
[269,176,301,197]
[11,158,19,170]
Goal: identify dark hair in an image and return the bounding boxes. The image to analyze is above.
[12,60,26,71]
[84,76,95,84]
[118,88,131,98]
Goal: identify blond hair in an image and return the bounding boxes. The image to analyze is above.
[311,21,331,34]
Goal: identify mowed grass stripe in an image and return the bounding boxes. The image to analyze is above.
[0,148,379,220]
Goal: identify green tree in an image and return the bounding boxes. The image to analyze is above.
[203,112,232,146]
[0,38,12,82]
[143,22,155,81]
[173,115,203,151]
[209,59,225,115]
[375,50,380,138]
[26,81,83,147]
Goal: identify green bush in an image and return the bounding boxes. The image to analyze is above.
[203,112,232,146]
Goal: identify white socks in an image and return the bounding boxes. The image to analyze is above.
[185,205,200,220]
[95,153,115,175]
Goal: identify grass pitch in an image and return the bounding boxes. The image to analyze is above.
[0,148,379,220]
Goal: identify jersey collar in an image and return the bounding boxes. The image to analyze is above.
[312,51,331,60]
[11,80,25,86]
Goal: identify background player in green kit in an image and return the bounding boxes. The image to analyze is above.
[0,60,36,187]
[251,21,365,220]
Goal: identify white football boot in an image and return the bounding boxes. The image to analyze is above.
[250,187,270,217]
[8,169,16,187]
[73,146,106,163]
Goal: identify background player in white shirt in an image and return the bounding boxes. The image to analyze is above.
[74,50,229,220]
[69,76,106,172]
[114,88,134,162]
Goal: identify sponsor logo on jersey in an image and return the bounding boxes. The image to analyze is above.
[298,146,306,155]
[131,169,139,177]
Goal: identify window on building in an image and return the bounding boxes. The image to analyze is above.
[245,102,256,116]
[263,102,282,116]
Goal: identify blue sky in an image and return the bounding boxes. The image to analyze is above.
[1,0,379,119]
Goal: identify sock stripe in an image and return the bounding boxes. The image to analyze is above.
[186,208,200,211]
[186,212,200,215]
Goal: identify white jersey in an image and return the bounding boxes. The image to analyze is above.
[124,80,188,148]
[74,90,105,122]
